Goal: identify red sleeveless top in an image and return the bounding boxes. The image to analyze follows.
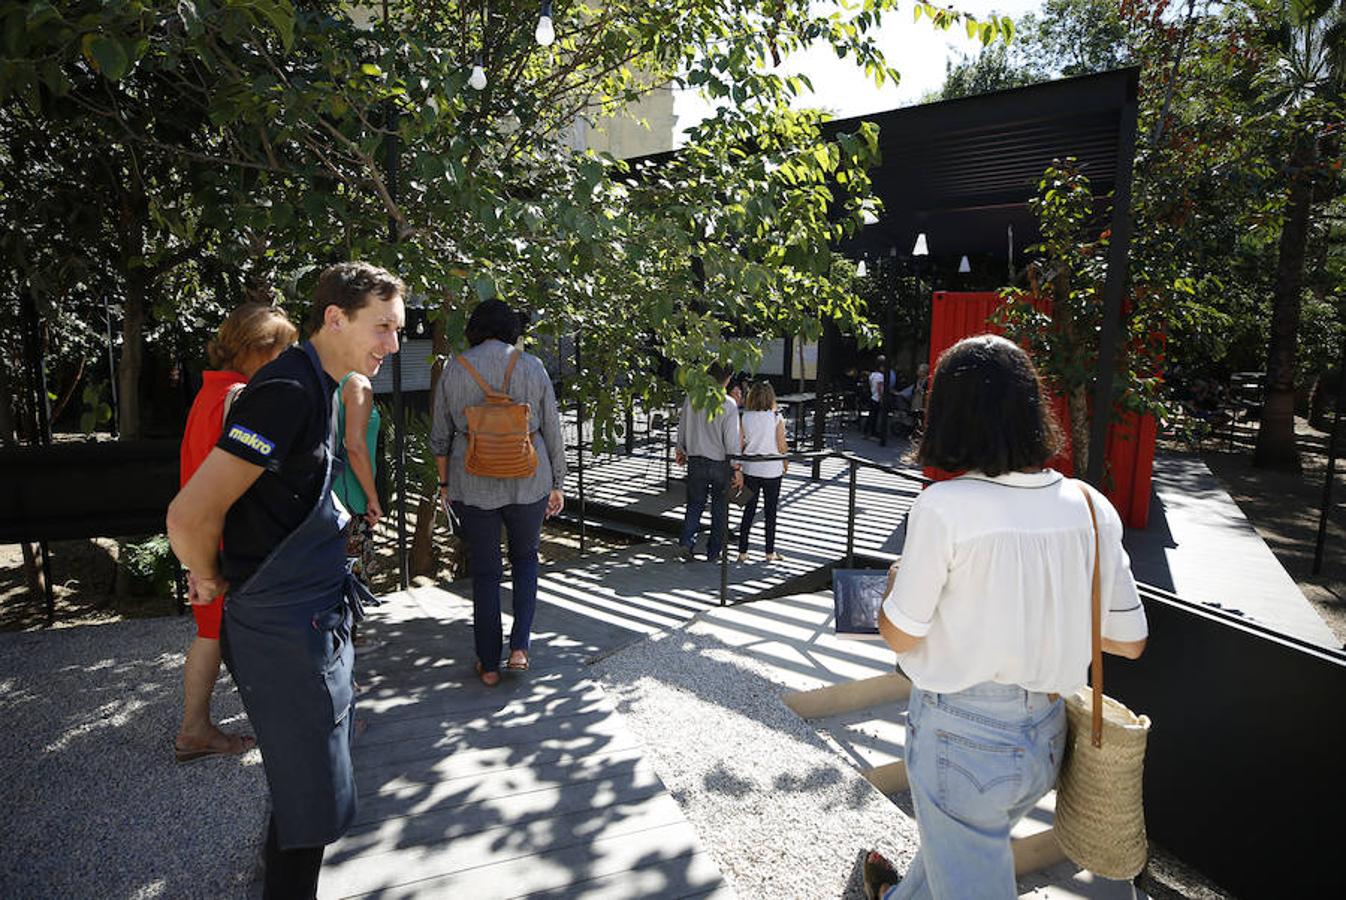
[180,370,247,487]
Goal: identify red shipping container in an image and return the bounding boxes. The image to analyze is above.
[924,291,1155,528]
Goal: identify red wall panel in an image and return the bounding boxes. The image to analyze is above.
[923,291,1155,528]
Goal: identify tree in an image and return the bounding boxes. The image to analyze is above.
[1253,0,1346,471]
[932,0,1132,101]
[3,0,1017,445]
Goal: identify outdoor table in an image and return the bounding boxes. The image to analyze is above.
[775,391,818,448]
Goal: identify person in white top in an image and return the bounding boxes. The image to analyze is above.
[864,355,887,439]
[860,335,1148,900]
[736,382,789,562]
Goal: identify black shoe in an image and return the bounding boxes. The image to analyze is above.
[680,544,695,562]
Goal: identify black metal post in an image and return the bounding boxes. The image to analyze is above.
[846,459,858,567]
[625,402,635,455]
[385,99,409,591]
[879,295,894,447]
[1312,336,1346,575]
[811,399,825,481]
[575,333,586,555]
[664,404,673,490]
[1086,76,1140,488]
[719,509,729,606]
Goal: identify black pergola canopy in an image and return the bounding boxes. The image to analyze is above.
[827,67,1140,266]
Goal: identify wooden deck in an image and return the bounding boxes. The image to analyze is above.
[322,444,924,898]
[306,427,1334,896]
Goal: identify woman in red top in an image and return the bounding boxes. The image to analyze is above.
[174,302,297,762]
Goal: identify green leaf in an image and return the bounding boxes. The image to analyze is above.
[252,0,295,52]
[88,36,129,81]
[361,63,383,78]
[472,272,497,301]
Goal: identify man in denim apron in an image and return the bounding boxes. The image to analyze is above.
[168,262,405,898]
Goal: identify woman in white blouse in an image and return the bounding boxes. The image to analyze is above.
[736,381,789,562]
[862,335,1148,900]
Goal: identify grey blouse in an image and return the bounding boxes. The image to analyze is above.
[429,339,567,509]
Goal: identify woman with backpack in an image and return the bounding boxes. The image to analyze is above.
[429,300,566,686]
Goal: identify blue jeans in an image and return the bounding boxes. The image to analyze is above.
[453,496,548,672]
[680,456,730,559]
[888,683,1067,900]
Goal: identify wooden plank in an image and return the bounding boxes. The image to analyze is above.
[337,762,667,856]
[320,796,696,898]
[783,673,912,719]
[354,708,632,784]
[512,850,730,899]
[354,675,610,727]
[353,734,648,813]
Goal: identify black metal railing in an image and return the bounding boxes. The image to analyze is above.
[715,449,930,605]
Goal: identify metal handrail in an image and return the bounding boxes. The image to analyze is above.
[715,449,931,604]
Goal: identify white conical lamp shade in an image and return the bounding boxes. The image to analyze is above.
[912,233,929,257]
[856,260,868,277]
[958,255,971,273]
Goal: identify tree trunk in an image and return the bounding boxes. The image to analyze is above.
[1254,134,1317,472]
[409,495,439,577]
[1068,384,1090,478]
[118,288,145,439]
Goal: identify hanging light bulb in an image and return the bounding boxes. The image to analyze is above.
[535,1,555,46]
[469,59,487,90]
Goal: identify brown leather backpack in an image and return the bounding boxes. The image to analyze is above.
[456,352,539,479]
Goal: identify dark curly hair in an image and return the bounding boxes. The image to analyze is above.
[916,334,1063,476]
[465,299,523,347]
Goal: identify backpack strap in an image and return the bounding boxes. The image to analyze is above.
[500,351,520,394]
[455,355,508,401]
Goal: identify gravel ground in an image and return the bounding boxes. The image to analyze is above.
[0,615,267,899]
[596,626,918,900]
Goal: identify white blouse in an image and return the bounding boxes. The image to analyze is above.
[740,410,784,478]
[881,469,1148,695]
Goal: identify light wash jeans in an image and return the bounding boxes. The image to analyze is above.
[887,682,1067,900]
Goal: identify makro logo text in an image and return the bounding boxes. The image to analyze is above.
[227,425,275,457]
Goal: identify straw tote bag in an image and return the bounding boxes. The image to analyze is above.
[1054,485,1153,880]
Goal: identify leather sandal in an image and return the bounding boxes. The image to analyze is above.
[173,732,256,763]
[505,650,530,671]
[474,660,501,687]
[862,850,899,900]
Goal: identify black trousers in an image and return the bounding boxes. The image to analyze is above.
[864,399,882,437]
[737,475,783,554]
[264,815,325,900]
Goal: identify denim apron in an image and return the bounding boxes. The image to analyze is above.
[221,341,377,849]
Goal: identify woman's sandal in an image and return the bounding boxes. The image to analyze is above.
[505,650,530,672]
[862,850,899,900]
[474,660,501,687]
[173,732,256,763]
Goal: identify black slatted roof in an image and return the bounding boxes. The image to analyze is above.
[824,67,1139,266]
